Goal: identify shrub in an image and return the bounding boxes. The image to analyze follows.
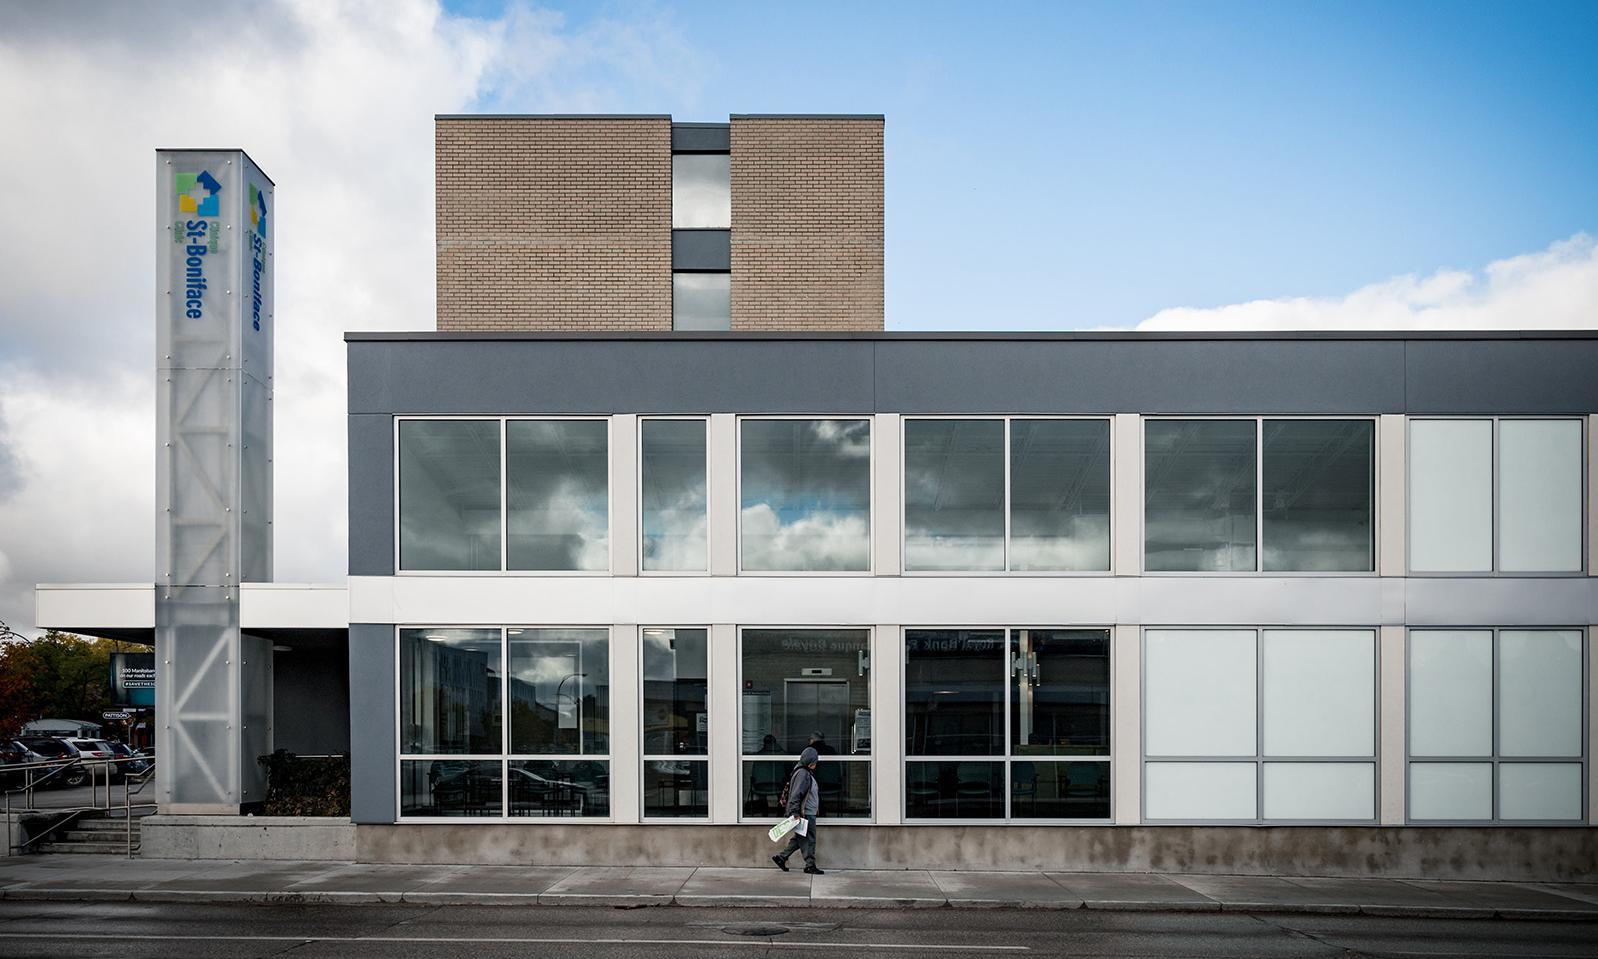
[258,749,350,816]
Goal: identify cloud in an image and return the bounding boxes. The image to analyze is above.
[0,1,701,636]
[740,503,870,572]
[1139,233,1598,330]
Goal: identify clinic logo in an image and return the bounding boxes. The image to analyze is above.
[249,183,267,238]
[176,170,222,216]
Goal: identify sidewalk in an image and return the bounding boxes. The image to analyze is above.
[1,856,1596,918]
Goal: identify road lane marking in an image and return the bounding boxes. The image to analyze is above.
[0,932,1028,951]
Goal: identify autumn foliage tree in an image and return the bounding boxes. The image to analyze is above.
[0,628,139,736]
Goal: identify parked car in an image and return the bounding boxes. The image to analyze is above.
[63,738,119,780]
[105,741,151,780]
[0,740,30,788]
[13,737,87,789]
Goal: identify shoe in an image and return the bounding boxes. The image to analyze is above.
[771,855,789,872]
[803,864,825,875]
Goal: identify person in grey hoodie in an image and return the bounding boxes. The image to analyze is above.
[771,746,823,874]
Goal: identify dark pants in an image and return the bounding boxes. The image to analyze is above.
[778,815,817,865]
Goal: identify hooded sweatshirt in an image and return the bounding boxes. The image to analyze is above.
[785,747,821,817]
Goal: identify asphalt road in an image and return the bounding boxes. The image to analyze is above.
[0,900,1594,958]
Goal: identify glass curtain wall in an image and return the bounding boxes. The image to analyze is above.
[1144,419,1373,572]
[904,628,1111,820]
[1409,629,1585,822]
[399,627,611,819]
[1143,628,1376,822]
[902,418,1111,572]
[740,419,872,572]
[642,627,709,818]
[1409,418,1584,573]
[740,628,872,818]
[640,419,709,572]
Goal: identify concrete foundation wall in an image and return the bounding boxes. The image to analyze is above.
[141,815,355,861]
[352,823,1598,882]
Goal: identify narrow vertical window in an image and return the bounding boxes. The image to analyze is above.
[398,628,504,817]
[672,154,730,228]
[641,419,708,572]
[642,628,709,818]
[397,420,501,571]
[1009,419,1111,571]
[505,420,609,572]
[1261,420,1373,572]
[1144,421,1257,572]
[903,420,1004,571]
[508,628,610,818]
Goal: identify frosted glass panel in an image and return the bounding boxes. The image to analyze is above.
[1145,762,1256,820]
[1144,630,1256,757]
[1263,763,1374,820]
[1409,420,1492,572]
[1408,630,1492,757]
[1499,420,1583,572]
[1263,630,1375,757]
[1499,630,1584,758]
[1409,763,1492,820]
[1499,763,1583,821]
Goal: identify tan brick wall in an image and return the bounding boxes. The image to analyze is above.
[730,117,884,331]
[436,117,672,331]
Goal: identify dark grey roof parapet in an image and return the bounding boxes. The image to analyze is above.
[346,329,1598,343]
[435,114,672,120]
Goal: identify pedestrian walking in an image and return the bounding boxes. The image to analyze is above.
[770,746,824,874]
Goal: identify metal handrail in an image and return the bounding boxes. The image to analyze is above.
[5,755,157,856]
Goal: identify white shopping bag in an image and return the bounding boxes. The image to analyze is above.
[794,817,809,837]
[768,815,802,842]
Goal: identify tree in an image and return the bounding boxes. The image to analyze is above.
[0,629,141,735]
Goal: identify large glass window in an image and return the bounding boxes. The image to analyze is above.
[672,154,730,228]
[506,420,609,571]
[673,273,731,331]
[400,626,611,820]
[397,420,501,571]
[1144,628,1376,823]
[1409,418,1583,574]
[1145,419,1374,573]
[740,628,872,819]
[1409,628,1585,822]
[642,627,709,818]
[905,628,1110,821]
[640,419,708,572]
[740,419,871,572]
[902,418,1111,573]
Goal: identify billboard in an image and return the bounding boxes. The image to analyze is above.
[110,652,156,708]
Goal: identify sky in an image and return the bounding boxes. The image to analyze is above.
[0,0,1595,635]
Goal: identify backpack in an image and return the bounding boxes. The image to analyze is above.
[776,765,804,810]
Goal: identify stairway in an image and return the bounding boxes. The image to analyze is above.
[35,810,148,855]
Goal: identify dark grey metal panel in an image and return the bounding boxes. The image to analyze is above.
[874,339,1407,413]
[348,414,393,577]
[672,230,731,271]
[1406,339,1598,413]
[348,340,877,415]
[348,623,396,825]
[672,124,729,152]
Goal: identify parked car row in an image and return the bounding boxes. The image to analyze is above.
[0,736,153,790]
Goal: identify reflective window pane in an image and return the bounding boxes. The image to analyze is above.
[509,628,609,755]
[1408,630,1492,757]
[1261,420,1373,572]
[506,420,608,571]
[509,759,609,817]
[1144,630,1256,757]
[1499,763,1583,821]
[398,420,501,570]
[673,273,731,331]
[1012,761,1110,819]
[644,760,708,818]
[641,420,708,571]
[399,628,502,755]
[742,760,871,819]
[906,761,1003,819]
[740,419,871,572]
[1010,629,1110,756]
[643,628,708,756]
[1010,419,1111,571]
[741,629,871,756]
[1144,420,1257,571]
[1499,419,1583,572]
[1262,762,1374,821]
[1409,762,1491,820]
[401,760,501,817]
[903,420,1004,571]
[905,630,1004,756]
[672,154,730,228]
[1499,630,1583,758]
[1262,630,1374,757]
[1409,420,1492,572]
[1145,762,1256,820]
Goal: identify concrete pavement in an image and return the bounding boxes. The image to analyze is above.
[0,855,1596,918]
